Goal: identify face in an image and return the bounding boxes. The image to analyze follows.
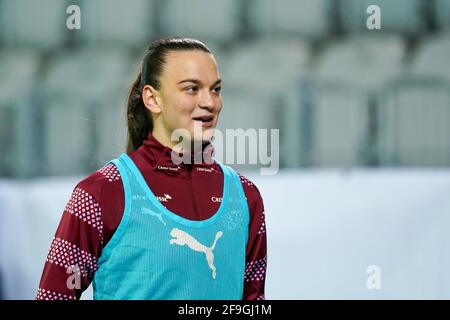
[149,50,223,147]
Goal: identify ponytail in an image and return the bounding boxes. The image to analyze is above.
[126,71,152,153]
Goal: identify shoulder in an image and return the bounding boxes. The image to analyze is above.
[220,163,264,207]
[71,162,126,244]
[72,162,124,215]
[233,169,265,216]
[76,163,122,196]
[234,171,266,237]
[236,172,262,200]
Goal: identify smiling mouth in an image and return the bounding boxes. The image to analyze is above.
[192,116,214,128]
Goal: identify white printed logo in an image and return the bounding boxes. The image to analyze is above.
[157,193,172,203]
[169,228,223,279]
[211,196,222,203]
[141,207,167,226]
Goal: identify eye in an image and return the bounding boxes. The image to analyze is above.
[213,86,222,94]
[185,86,199,93]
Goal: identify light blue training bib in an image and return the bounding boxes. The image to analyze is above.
[93,153,249,300]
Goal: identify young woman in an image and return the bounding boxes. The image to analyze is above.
[36,37,267,300]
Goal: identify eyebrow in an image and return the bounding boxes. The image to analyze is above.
[177,79,222,88]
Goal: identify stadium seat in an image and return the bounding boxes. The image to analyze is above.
[0,0,66,49]
[315,35,405,89]
[248,0,332,39]
[307,35,405,167]
[377,80,450,166]
[80,0,154,47]
[222,38,311,92]
[0,50,39,106]
[44,47,133,97]
[159,0,241,43]
[411,34,450,82]
[0,50,39,177]
[435,0,450,31]
[307,85,371,167]
[42,47,132,175]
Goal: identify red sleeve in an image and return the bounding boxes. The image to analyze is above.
[35,164,123,300]
[239,174,267,300]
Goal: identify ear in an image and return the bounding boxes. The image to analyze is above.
[142,84,162,114]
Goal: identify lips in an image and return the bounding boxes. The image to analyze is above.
[192,115,214,128]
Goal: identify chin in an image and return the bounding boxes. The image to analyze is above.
[190,127,215,142]
[192,135,212,145]
[201,128,216,142]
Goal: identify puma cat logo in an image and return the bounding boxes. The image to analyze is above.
[169,228,223,279]
[141,207,167,226]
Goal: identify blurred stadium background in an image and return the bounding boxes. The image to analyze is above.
[1,0,450,299]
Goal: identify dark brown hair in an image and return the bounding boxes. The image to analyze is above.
[126,37,212,152]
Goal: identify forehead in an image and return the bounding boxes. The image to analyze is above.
[161,50,220,82]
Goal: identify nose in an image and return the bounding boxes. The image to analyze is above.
[198,90,217,111]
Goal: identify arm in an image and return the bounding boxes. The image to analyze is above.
[35,187,103,300]
[239,174,267,300]
[35,164,123,300]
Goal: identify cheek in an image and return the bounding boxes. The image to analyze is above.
[166,97,196,126]
[215,95,223,110]
[178,99,196,121]
[217,101,223,113]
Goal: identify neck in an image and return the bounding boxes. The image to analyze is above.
[151,127,209,155]
[151,127,181,152]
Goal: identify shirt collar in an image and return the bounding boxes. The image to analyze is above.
[137,132,216,174]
